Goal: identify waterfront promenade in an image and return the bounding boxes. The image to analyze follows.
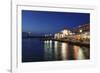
[42,37,90,47]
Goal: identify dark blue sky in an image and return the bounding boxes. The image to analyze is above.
[22,10,90,34]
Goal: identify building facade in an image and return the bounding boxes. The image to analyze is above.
[54,29,73,39]
[74,24,90,34]
[73,24,90,41]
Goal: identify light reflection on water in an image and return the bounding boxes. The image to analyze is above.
[61,43,68,60]
[73,46,85,60]
[44,40,89,61]
[22,39,90,62]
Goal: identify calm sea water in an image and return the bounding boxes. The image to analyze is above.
[22,38,90,62]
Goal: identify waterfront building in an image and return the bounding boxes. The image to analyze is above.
[54,29,73,39]
[73,24,90,41]
[74,24,90,34]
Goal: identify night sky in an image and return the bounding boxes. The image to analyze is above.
[22,10,90,34]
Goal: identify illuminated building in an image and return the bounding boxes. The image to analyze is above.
[74,24,90,34]
[74,24,90,41]
[54,29,73,39]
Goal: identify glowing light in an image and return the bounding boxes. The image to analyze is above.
[79,29,82,33]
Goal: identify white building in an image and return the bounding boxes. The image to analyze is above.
[54,29,73,39]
